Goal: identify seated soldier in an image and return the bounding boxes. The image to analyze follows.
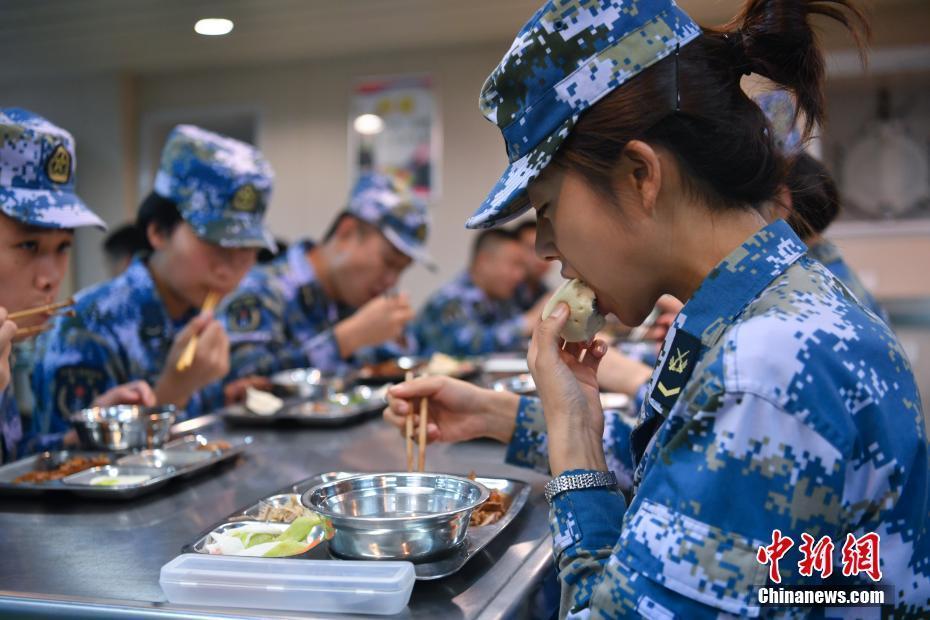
[414,228,546,357]
[0,108,109,459]
[32,125,275,447]
[220,173,433,384]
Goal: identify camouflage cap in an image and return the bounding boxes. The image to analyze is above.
[153,125,275,250]
[347,172,435,271]
[0,108,106,230]
[754,90,802,154]
[466,0,700,230]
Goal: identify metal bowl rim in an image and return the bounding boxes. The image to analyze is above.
[69,404,178,424]
[300,472,490,523]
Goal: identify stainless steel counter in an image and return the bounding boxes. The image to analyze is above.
[0,414,553,619]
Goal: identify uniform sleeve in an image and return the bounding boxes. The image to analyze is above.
[415,297,526,357]
[549,391,847,618]
[30,314,124,449]
[506,396,636,490]
[222,282,341,378]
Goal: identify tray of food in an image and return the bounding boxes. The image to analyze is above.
[184,470,530,580]
[355,353,480,385]
[221,385,387,427]
[0,434,249,499]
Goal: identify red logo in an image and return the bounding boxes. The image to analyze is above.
[841,533,883,582]
[757,531,882,584]
[757,529,794,584]
[798,533,835,579]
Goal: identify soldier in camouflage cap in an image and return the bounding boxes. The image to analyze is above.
[0,108,108,462]
[219,172,429,388]
[154,124,275,251]
[384,0,927,617]
[414,228,546,357]
[31,126,274,448]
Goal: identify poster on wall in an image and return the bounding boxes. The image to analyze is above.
[349,74,438,200]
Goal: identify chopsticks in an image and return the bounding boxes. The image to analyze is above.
[8,298,74,321]
[404,370,428,473]
[405,371,415,471]
[176,291,220,372]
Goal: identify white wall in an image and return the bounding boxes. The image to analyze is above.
[137,44,514,308]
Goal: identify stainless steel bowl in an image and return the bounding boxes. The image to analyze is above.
[70,405,176,452]
[302,472,490,561]
[269,367,335,399]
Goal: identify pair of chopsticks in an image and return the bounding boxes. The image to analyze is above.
[404,371,428,472]
[176,291,220,372]
[9,298,75,338]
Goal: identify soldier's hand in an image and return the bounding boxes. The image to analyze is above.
[0,307,17,392]
[335,293,415,357]
[92,380,157,408]
[156,311,231,407]
[224,375,273,405]
[528,301,608,475]
[383,376,520,445]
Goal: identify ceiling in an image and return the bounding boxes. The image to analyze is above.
[1,0,926,82]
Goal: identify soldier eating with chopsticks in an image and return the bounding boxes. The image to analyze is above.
[0,109,108,462]
[31,125,276,449]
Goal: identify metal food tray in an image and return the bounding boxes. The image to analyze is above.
[184,470,531,580]
[0,435,250,499]
[221,389,387,427]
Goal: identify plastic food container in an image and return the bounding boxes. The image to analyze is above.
[159,554,415,615]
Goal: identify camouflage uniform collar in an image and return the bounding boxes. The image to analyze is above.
[676,219,807,349]
[806,238,842,266]
[118,257,198,327]
[286,238,318,285]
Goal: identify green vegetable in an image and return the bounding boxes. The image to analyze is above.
[264,540,310,557]
[232,531,277,548]
[279,516,320,542]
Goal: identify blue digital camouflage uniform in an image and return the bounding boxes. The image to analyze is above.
[31,259,226,439]
[0,389,21,463]
[544,221,928,619]
[514,280,549,312]
[464,1,928,617]
[808,239,890,325]
[220,173,432,378]
[414,272,529,357]
[30,125,275,450]
[0,108,106,461]
[507,395,639,493]
[221,239,412,377]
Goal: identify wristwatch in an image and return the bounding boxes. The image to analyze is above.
[544,470,617,504]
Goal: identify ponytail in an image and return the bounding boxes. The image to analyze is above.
[553,0,869,212]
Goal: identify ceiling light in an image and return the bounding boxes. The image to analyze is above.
[195,18,234,36]
[353,114,385,135]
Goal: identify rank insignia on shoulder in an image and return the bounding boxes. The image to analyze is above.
[651,329,701,410]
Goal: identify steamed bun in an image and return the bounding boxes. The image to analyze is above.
[541,279,605,342]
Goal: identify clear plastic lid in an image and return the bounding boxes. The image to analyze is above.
[160,554,416,615]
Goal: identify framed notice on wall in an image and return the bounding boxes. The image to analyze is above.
[349,74,438,201]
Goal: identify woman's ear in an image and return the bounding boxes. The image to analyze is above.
[147,221,166,252]
[617,140,662,217]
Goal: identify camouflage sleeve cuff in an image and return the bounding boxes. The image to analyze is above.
[504,396,550,473]
[549,472,626,561]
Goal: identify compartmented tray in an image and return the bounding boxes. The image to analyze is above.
[221,385,387,427]
[0,434,250,499]
[185,471,531,580]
